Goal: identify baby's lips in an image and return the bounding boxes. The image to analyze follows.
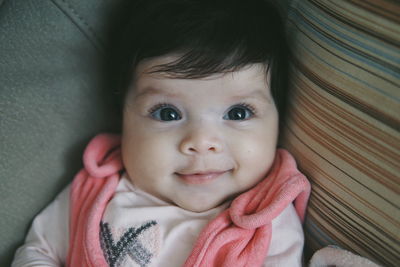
[175,170,230,185]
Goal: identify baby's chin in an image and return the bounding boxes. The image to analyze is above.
[135,183,230,212]
[172,193,234,213]
[177,201,223,213]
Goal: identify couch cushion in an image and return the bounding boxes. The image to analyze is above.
[281,0,400,266]
[0,0,126,264]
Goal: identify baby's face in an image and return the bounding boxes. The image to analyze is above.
[122,56,279,212]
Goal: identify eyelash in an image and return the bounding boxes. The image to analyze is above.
[234,102,257,115]
[147,102,176,115]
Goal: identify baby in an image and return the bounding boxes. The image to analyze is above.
[12,0,310,266]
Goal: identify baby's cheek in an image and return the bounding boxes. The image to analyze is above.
[239,136,276,175]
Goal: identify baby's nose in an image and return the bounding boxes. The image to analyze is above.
[179,127,223,155]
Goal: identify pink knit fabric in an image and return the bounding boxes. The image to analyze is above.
[184,148,311,267]
[66,134,310,267]
[67,134,123,267]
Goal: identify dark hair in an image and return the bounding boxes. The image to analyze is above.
[108,0,289,118]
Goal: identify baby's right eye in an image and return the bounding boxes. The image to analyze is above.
[149,104,182,121]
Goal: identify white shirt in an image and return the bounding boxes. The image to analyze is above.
[12,176,304,267]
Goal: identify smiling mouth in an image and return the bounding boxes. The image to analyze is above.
[175,170,229,185]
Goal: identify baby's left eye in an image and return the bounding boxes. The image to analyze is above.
[223,104,255,120]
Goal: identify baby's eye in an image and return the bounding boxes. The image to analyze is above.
[223,104,255,121]
[149,104,182,121]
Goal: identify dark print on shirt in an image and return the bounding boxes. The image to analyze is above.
[100,220,159,267]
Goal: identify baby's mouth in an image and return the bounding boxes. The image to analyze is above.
[175,170,229,185]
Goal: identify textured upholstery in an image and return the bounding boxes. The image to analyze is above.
[0,0,123,265]
[281,0,400,266]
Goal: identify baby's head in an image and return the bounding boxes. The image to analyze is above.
[115,0,288,212]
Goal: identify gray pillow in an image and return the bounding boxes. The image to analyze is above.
[0,0,127,264]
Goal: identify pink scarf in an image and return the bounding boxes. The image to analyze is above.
[66,134,310,267]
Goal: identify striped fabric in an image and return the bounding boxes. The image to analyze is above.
[280,0,400,266]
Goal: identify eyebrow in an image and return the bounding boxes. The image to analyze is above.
[133,86,180,99]
[230,89,272,102]
[133,85,272,103]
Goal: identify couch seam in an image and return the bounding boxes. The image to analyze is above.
[49,0,104,52]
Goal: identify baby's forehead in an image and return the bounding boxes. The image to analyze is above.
[130,61,271,103]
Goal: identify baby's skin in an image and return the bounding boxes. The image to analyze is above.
[122,56,279,212]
